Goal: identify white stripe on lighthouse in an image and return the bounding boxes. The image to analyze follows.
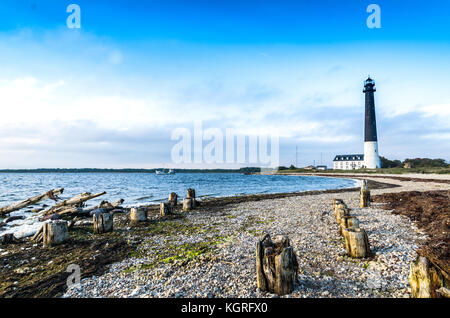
[364,141,381,168]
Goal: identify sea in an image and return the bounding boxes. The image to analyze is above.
[0,172,358,238]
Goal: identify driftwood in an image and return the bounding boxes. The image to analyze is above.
[31,226,44,242]
[409,255,447,298]
[169,193,178,206]
[160,202,173,216]
[359,180,370,208]
[93,212,113,234]
[54,191,106,208]
[183,198,195,212]
[41,206,81,217]
[343,228,371,258]
[43,220,68,247]
[256,233,299,296]
[130,207,147,225]
[41,192,107,216]
[0,188,64,216]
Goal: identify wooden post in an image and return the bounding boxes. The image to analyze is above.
[335,204,349,224]
[168,192,178,206]
[332,198,344,211]
[360,180,370,208]
[409,255,445,298]
[342,227,371,258]
[187,188,196,199]
[43,220,69,247]
[339,216,359,236]
[130,207,147,225]
[256,234,299,296]
[182,198,194,212]
[160,202,173,216]
[93,212,114,234]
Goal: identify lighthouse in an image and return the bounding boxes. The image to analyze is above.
[363,76,381,168]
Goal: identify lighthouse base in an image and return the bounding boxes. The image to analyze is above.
[364,141,381,169]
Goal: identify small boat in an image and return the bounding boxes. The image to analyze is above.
[155,169,175,175]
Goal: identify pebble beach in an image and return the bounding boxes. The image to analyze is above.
[62,174,450,298]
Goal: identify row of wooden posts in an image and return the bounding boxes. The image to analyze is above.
[36,188,199,247]
[255,181,373,296]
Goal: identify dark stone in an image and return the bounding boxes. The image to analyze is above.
[4,216,25,223]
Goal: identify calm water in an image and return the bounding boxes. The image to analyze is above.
[0,172,356,208]
[0,173,357,237]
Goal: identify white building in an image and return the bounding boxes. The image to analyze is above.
[333,154,364,170]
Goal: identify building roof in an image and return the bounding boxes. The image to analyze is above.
[333,154,364,162]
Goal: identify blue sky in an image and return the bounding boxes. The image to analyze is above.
[0,1,449,168]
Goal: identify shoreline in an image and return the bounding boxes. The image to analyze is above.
[1,174,449,298]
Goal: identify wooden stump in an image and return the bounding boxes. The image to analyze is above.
[187,188,196,199]
[130,207,147,225]
[338,216,360,236]
[335,204,349,224]
[160,202,174,216]
[93,212,113,234]
[182,198,194,212]
[342,228,371,258]
[332,198,344,211]
[409,255,445,298]
[43,220,68,247]
[168,192,178,206]
[256,234,299,296]
[359,180,370,208]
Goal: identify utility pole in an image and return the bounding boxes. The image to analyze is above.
[296,146,298,168]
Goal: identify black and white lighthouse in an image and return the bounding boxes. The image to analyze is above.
[363,76,381,168]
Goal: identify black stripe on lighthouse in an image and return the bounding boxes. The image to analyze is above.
[363,77,378,142]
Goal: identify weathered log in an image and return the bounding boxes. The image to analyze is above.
[338,216,360,236]
[187,188,196,199]
[359,180,370,208]
[409,255,446,298]
[256,233,299,296]
[31,225,44,242]
[168,192,178,206]
[160,202,173,216]
[0,188,64,216]
[54,191,106,208]
[43,220,69,247]
[93,212,113,234]
[342,227,371,258]
[130,207,147,225]
[335,204,349,224]
[182,198,195,212]
[41,206,81,217]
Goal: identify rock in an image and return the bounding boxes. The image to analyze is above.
[4,216,25,223]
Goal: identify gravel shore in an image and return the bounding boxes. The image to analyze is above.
[63,175,450,298]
